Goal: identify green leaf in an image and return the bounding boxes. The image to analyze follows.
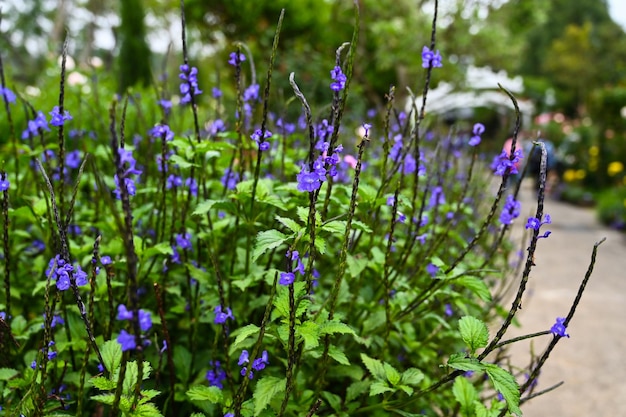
[91,376,116,390]
[328,345,350,365]
[484,364,522,417]
[139,389,161,403]
[352,220,373,233]
[455,276,492,302]
[346,380,370,402]
[369,381,394,396]
[361,353,386,381]
[275,215,302,233]
[458,316,489,354]
[252,229,290,263]
[101,340,122,374]
[192,199,235,217]
[384,363,401,385]
[230,324,261,351]
[320,220,346,235]
[400,368,424,386]
[319,321,357,337]
[129,402,164,417]
[397,384,414,395]
[0,368,18,381]
[142,242,174,258]
[296,321,320,349]
[347,255,368,278]
[186,385,224,404]
[121,361,151,395]
[253,376,286,416]
[91,394,115,405]
[447,354,485,372]
[169,154,197,169]
[313,237,326,254]
[453,377,478,416]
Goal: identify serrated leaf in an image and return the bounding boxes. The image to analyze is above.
[121,361,151,395]
[346,380,370,402]
[352,220,373,233]
[369,381,394,396]
[252,230,290,262]
[296,321,320,349]
[397,384,414,395]
[253,376,286,416]
[91,376,117,390]
[401,368,424,386]
[347,255,368,278]
[484,364,522,417]
[384,363,401,385]
[275,216,302,233]
[320,220,346,235]
[139,389,161,403]
[453,377,478,416]
[447,354,485,372]
[361,353,386,381]
[296,206,321,224]
[314,237,326,254]
[319,321,356,337]
[328,345,350,365]
[101,340,122,374]
[91,393,116,405]
[192,200,220,216]
[142,242,174,258]
[231,324,261,351]
[169,154,197,169]
[130,402,164,417]
[459,316,489,354]
[455,276,492,302]
[186,385,224,404]
[0,368,18,381]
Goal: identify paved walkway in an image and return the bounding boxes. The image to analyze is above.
[503,184,626,416]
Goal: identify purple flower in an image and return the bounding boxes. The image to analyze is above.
[117,304,133,321]
[469,123,485,146]
[206,361,227,389]
[429,186,445,208]
[179,64,202,104]
[158,99,172,113]
[221,168,240,190]
[426,263,439,277]
[22,111,50,139]
[214,305,234,324]
[296,167,321,192]
[0,86,16,103]
[167,174,183,189]
[252,350,269,371]
[212,87,223,98]
[444,304,454,317]
[100,256,112,265]
[500,195,521,225]
[525,214,551,231]
[49,106,73,127]
[491,149,523,176]
[139,310,152,332]
[421,46,443,68]
[175,232,193,250]
[279,272,295,286]
[228,52,246,66]
[149,124,175,141]
[238,350,250,366]
[243,83,260,102]
[117,329,136,351]
[251,129,272,151]
[550,317,569,338]
[0,178,9,192]
[330,66,347,91]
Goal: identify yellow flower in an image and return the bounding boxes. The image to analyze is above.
[608,161,624,177]
[563,169,576,182]
[575,169,586,180]
[589,146,599,156]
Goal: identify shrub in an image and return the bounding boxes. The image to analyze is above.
[0,3,603,417]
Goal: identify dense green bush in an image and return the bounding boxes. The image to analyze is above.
[0,3,602,417]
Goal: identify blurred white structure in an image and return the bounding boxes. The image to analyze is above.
[409,66,535,128]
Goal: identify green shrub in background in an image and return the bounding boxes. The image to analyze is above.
[0,3,603,417]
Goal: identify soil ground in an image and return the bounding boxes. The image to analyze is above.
[500,183,626,416]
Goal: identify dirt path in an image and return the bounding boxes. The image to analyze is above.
[503,184,626,416]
